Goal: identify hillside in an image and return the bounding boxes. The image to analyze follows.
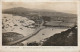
[42,25,77,46]
[2,32,24,45]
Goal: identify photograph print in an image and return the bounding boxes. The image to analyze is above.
[2,2,78,46]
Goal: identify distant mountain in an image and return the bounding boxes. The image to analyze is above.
[2,7,77,17]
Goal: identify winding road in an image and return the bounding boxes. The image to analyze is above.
[7,19,45,45]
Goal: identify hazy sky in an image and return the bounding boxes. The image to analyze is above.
[3,2,77,14]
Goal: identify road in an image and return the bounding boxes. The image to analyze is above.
[7,19,45,45]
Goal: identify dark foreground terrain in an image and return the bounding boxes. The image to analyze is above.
[42,25,77,46]
[2,32,24,46]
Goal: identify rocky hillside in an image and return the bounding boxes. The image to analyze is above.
[42,25,77,46]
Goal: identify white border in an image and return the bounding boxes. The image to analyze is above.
[0,0,80,52]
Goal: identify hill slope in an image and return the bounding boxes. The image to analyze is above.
[2,32,24,45]
[42,25,77,46]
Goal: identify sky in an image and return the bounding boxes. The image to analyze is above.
[2,2,77,14]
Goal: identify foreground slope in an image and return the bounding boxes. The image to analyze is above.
[42,25,77,46]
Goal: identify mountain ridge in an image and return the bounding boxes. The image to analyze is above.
[2,7,77,17]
